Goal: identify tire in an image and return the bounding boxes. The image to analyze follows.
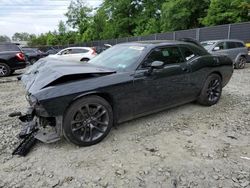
[235,56,246,69]
[0,63,11,77]
[197,74,222,106]
[30,58,37,65]
[80,58,90,62]
[63,96,113,146]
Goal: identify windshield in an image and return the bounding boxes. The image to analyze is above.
[89,45,145,71]
[201,42,216,50]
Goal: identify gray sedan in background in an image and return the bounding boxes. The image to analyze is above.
[201,39,248,69]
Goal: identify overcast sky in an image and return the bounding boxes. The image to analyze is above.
[0,0,103,38]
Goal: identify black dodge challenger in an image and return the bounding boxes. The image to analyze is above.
[15,40,233,150]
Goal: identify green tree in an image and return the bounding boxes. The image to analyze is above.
[161,0,210,32]
[12,32,32,41]
[65,0,92,34]
[85,7,109,40]
[133,0,165,35]
[201,0,250,26]
[58,20,67,35]
[0,35,11,42]
[99,0,141,38]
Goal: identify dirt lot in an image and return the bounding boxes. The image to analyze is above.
[0,65,250,188]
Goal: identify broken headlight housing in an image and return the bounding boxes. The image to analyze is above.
[26,93,38,106]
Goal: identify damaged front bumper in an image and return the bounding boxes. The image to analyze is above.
[10,106,63,156]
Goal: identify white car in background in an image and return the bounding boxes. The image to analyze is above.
[49,47,97,62]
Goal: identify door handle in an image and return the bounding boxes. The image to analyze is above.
[181,67,189,72]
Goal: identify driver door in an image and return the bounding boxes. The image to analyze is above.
[133,46,192,116]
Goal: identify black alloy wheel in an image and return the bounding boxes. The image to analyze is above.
[63,96,113,146]
[197,74,222,106]
[207,79,221,102]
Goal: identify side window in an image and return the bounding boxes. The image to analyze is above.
[180,47,196,61]
[61,49,72,55]
[144,46,184,66]
[235,42,245,48]
[71,49,89,54]
[214,42,226,51]
[226,42,237,49]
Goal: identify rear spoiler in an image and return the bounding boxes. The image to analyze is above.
[178,38,204,49]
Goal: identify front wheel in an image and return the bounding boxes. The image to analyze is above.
[63,96,113,146]
[197,74,222,106]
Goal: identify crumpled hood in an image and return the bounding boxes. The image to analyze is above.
[22,58,115,94]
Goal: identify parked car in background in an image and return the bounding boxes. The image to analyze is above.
[0,43,27,77]
[45,48,58,55]
[246,43,250,55]
[201,39,248,69]
[246,43,250,62]
[48,47,97,62]
[95,44,112,54]
[18,40,233,148]
[22,48,47,64]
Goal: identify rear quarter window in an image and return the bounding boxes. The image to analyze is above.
[235,42,245,48]
[71,49,89,54]
[226,42,237,49]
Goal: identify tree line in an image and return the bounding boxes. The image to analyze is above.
[1,0,249,46]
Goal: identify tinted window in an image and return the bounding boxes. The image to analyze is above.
[214,42,226,50]
[226,42,237,49]
[145,47,184,65]
[71,49,89,54]
[201,42,216,50]
[235,42,245,48]
[61,49,72,55]
[23,49,35,53]
[90,45,144,71]
[0,44,20,51]
[180,47,196,61]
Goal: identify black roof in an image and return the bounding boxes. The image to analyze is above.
[0,42,19,45]
[120,38,206,52]
[124,40,185,46]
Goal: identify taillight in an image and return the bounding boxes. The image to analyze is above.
[91,47,97,55]
[16,52,25,61]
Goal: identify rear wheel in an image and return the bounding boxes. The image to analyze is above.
[197,74,222,106]
[235,56,246,69]
[30,58,37,65]
[63,96,113,146]
[80,58,90,62]
[0,63,11,77]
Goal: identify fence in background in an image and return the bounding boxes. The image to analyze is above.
[39,21,250,51]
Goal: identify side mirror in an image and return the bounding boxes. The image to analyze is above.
[213,46,220,51]
[151,61,164,69]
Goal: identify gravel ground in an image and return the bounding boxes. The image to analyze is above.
[0,65,250,188]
